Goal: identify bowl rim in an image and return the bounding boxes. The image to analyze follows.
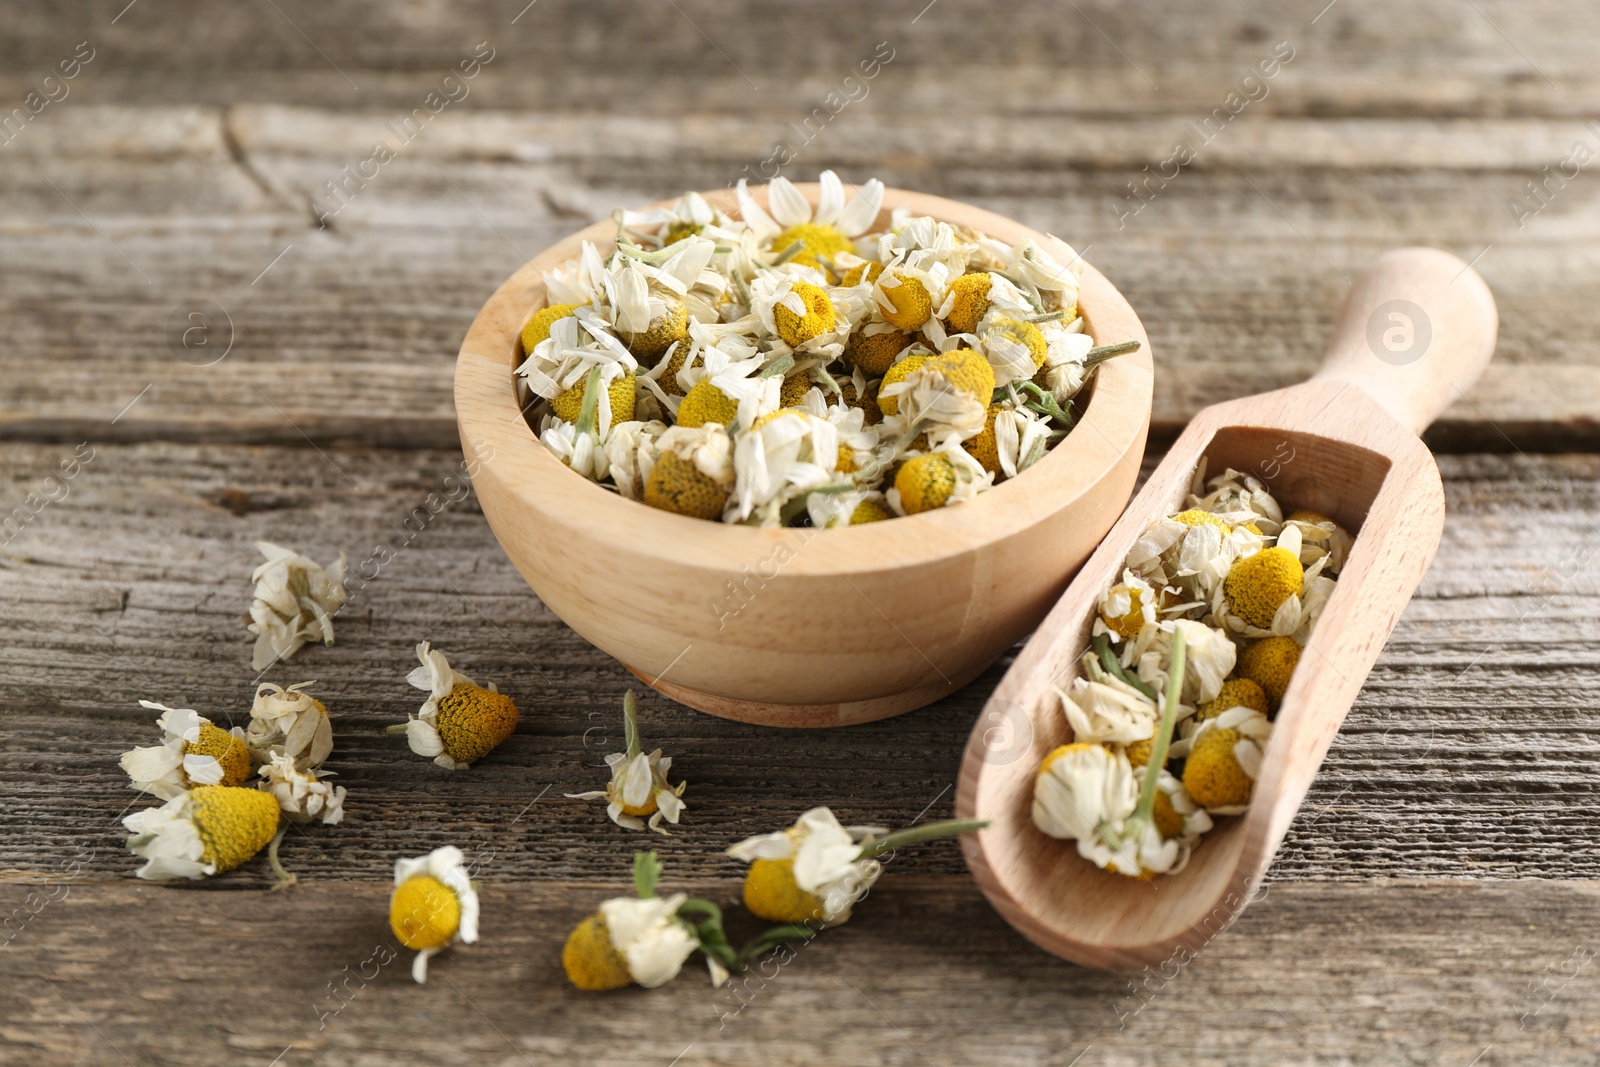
[455,184,1153,578]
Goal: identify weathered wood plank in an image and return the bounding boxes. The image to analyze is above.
[1,880,1596,1066]
[4,0,1600,118]
[1,442,1597,883]
[6,107,1600,448]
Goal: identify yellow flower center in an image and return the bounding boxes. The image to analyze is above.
[943,272,993,334]
[743,857,826,924]
[771,223,854,271]
[987,317,1048,370]
[772,281,837,348]
[663,219,703,244]
[549,372,636,433]
[562,913,634,990]
[390,875,462,951]
[1123,738,1153,767]
[435,683,520,764]
[1151,789,1185,839]
[1288,509,1333,526]
[875,353,932,417]
[643,451,728,521]
[1196,677,1269,722]
[189,786,279,874]
[1236,636,1302,711]
[1174,509,1230,532]
[895,453,957,515]
[520,302,582,355]
[850,498,892,524]
[184,724,253,788]
[1099,586,1148,640]
[1182,728,1254,809]
[877,268,934,331]
[779,374,814,408]
[1223,547,1305,628]
[846,328,911,377]
[963,403,1004,475]
[928,348,997,406]
[675,379,739,429]
[1037,741,1103,778]
[840,260,884,287]
[618,299,689,364]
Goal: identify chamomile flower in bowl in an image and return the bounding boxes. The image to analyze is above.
[455,175,1154,726]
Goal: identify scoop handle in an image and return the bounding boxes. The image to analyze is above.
[1310,246,1498,436]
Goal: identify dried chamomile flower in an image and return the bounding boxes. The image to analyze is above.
[1286,509,1353,573]
[736,171,884,271]
[726,808,985,927]
[603,418,667,501]
[806,488,892,528]
[1096,570,1161,641]
[729,408,841,525]
[258,751,345,826]
[1135,619,1237,707]
[888,444,992,516]
[390,846,480,982]
[120,701,252,800]
[567,691,687,834]
[124,785,280,881]
[1223,545,1305,629]
[564,852,703,990]
[1236,635,1302,711]
[1033,743,1138,861]
[244,681,332,770]
[1171,706,1272,815]
[1054,665,1160,747]
[643,423,736,521]
[394,642,519,770]
[247,542,348,671]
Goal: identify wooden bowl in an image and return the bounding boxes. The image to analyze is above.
[454,185,1154,727]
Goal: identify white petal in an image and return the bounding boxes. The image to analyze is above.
[406,719,444,757]
[619,754,654,808]
[182,754,225,786]
[836,178,884,237]
[767,177,813,228]
[812,170,844,227]
[412,948,436,983]
[735,180,779,237]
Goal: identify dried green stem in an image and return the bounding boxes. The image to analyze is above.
[1093,632,1159,701]
[1134,628,1186,823]
[856,818,989,860]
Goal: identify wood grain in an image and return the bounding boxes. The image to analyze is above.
[1,879,1596,1067]
[2,442,1599,885]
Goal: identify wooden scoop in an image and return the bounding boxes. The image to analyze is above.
[953,247,1498,971]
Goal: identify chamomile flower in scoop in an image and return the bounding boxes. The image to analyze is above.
[567,691,687,835]
[394,642,519,770]
[120,701,252,800]
[1171,706,1272,815]
[727,808,985,926]
[124,785,280,881]
[564,852,703,991]
[246,542,348,671]
[244,681,332,770]
[390,846,480,983]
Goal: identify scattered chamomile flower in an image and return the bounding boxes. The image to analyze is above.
[120,701,252,800]
[726,808,986,926]
[246,542,348,671]
[258,751,345,826]
[124,785,280,881]
[390,846,480,983]
[563,852,704,990]
[392,642,519,770]
[566,690,687,834]
[244,681,332,770]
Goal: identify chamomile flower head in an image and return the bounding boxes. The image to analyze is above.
[567,691,687,835]
[748,271,848,357]
[1054,666,1161,746]
[845,321,912,376]
[727,807,887,926]
[887,444,993,516]
[729,408,840,524]
[564,853,703,991]
[1137,619,1237,706]
[1032,743,1139,851]
[244,681,332,770]
[124,785,280,881]
[736,170,885,261]
[1172,706,1272,815]
[1236,635,1303,711]
[975,310,1049,387]
[521,302,584,356]
[643,422,736,521]
[247,542,348,671]
[873,264,944,332]
[1194,677,1269,725]
[120,701,252,800]
[603,418,668,501]
[1097,571,1161,641]
[1223,546,1305,629]
[806,487,892,528]
[257,751,346,826]
[390,846,480,982]
[400,642,519,770]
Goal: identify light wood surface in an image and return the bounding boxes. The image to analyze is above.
[957,248,1499,969]
[456,185,1153,724]
[4,1,1599,1061]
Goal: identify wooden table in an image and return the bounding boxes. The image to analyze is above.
[4,2,1599,1063]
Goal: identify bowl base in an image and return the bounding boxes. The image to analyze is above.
[624,662,990,728]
